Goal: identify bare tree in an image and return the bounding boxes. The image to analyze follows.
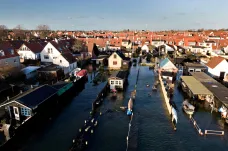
[36,24,50,39]
[13,25,26,40]
[0,25,8,41]
[72,40,83,52]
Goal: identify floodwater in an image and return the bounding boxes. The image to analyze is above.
[11,66,228,151]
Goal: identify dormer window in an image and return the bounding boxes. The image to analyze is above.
[0,50,4,56]
[11,49,14,55]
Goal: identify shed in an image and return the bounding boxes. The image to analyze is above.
[21,66,40,79]
[108,71,128,90]
[191,72,228,108]
[0,85,57,123]
[180,76,213,101]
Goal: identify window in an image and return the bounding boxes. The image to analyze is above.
[114,54,117,58]
[14,108,18,114]
[60,60,62,63]
[115,81,118,84]
[113,61,117,65]
[5,61,8,65]
[44,55,49,59]
[119,81,121,85]
[53,57,57,59]
[111,81,114,85]
[14,59,17,63]
[21,108,31,116]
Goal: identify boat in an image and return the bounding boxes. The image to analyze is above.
[182,100,195,115]
[218,106,228,124]
[152,85,157,91]
[76,69,88,79]
[111,89,117,98]
[171,107,178,129]
[70,68,81,77]
[127,98,133,116]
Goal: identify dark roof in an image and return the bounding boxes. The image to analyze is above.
[174,57,185,64]
[116,51,130,61]
[116,71,128,79]
[38,64,61,72]
[190,72,228,107]
[61,52,76,64]
[161,71,174,77]
[177,45,186,50]
[192,46,206,48]
[51,82,68,90]
[0,41,20,59]
[9,40,24,49]
[0,82,11,93]
[23,42,45,53]
[184,62,206,68]
[15,85,57,109]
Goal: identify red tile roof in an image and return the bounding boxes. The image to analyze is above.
[206,56,225,69]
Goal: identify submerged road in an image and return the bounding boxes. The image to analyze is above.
[14,66,228,151]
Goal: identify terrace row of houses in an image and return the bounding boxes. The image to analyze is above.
[0,39,78,75]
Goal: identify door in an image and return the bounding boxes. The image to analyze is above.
[13,107,20,121]
[220,72,225,81]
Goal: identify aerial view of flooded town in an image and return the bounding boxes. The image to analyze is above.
[1,1,228,151]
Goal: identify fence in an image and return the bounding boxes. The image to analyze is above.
[205,130,224,136]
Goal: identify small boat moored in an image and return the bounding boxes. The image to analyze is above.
[171,107,178,130]
[127,98,133,116]
[182,100,195,116]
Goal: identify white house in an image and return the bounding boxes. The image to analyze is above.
[206,56,228,81]
[190,46,209,55]
[40,41,77,74]
[152,40,165,47]
[108,71,127,90]
[164,44,175,54]
[17,42,45,62]
[141,44,149,53]
[121,40,132,49]
[108,51,130,70]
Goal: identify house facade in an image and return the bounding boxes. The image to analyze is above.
[108,52,122,70]
[40,41,77,74]
[108,51,130,70]
[206,56,228,81]
[0,42,20,69]
[17,42,44,62]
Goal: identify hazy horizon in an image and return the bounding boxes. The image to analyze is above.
[1,0,228,31]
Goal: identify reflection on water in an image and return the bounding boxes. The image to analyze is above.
[13,66,228,151]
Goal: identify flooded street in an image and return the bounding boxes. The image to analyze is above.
[14,66,228,151]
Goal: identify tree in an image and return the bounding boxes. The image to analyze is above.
[36,24,50,39]
[148,45,156,51]
[0,25,8,41]
[13,25,26,40]
[72,40,83,52]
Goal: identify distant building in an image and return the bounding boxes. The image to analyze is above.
[0,42,20,69]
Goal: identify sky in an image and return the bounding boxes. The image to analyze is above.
[0,0,228,31]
